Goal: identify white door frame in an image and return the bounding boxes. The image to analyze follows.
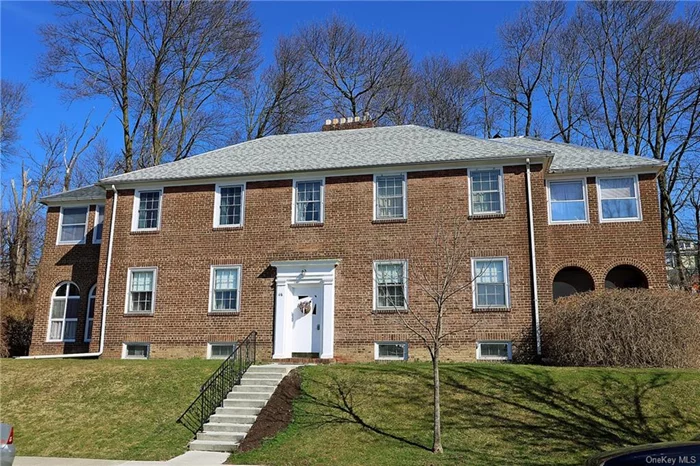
[271,259,339,359]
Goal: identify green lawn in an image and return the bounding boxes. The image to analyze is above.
[0,358,220,460]
[229,363,700,466]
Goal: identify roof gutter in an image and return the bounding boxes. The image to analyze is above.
[525,159,542,358]
[18,185,118,359]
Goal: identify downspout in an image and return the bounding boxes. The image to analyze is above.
[19,185,118,359]
[525,159,542,357]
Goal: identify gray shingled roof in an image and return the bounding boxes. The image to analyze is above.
[494,136,665,173]
[100,125,550,184]
[39,185,105,205]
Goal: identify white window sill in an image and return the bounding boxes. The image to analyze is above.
[600,217,642,223]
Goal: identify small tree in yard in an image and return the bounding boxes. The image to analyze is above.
[377,218,484,453]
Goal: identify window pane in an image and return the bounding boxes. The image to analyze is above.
[211,344,235,358]
[62,207,88,225]
[219,186,242,225]
[67,284,80,296]
[376,176,405,219]
[378,343,405,359]
[87,290,96,318]
[63,320,77,340]
[214,290,238,311]
[214,269,238,291]
[51,299,66,319]
[295,181,321,222]
[475,261,504,284]
[61,225,86,242]
[551,201,586,222]
[130,292,153,312]
[602,199,638,219]
[481,343,509,358]
[95,205,104,241]
[600,178,635,199]
[127,345,148,358]
[49,321,63,340]
[137,191,160,229]
[471,170,502,214]
[85,320,93,341]
[477,283,506,306]
[131,271,154,292]
[65,298,80,319]
[550,181,584,201]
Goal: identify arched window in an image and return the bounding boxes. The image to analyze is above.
[84,284,97,342]
[605,265,649,289]
[48,282,80,342]
[553,267,595,300]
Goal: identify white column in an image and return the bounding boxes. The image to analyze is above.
[272,279,291,359]
[320,273,335,359]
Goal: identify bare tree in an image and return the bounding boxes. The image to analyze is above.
[300,16,412,123]
[38,0,259,171]
[242,35,316,140]
[485,1,566,136]
[411,55,479,133]
[0,79,29,161]
[376,218,484,453]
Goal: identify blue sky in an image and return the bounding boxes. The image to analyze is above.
[1,1,527,183]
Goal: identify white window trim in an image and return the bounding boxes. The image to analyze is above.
[122,342,150,360]
[374,341,409,361]
[476,341,512,361]
[213,183,246,228]
[124,267,158,315]
[56,205,89,245]
[84,284,97,342]
[546,178,589,225]
[207,342,239,360]
[467,167,506,216]
[373,173,408,221]
[596,175,643,223]
[46,281,80,343]
[208,265,243,313]
[471,257,510,309]
[291,177,325,224]
[373,260,409,311]
[131,188,163,232]
[92,204,105,244]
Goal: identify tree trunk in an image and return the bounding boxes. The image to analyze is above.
[432,346,443,454]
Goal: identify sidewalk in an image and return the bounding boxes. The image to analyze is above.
[14,451,231,466]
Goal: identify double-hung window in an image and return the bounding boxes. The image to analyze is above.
[293,180,324,224]
[93,204,105,243]
[47,282,80,342]
[132,189,162,231]
[209,266,242,312]
[472,258,509,308]
[215,184,245,227]
[375,174,407,220]
[58,206,88,244]
[374,261,408,310]
[126,268,157,314]
[597,176,641,222]
[84,284,97,342]
[469,168,504,215]
[548,179,588,223]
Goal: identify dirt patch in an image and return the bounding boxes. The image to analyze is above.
[236,369,302,452]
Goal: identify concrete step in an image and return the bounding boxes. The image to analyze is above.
[240,377,279,386]
[202,422,253,433]
[223,399,266,408]
[209,413,258,424]
[189,439,239,452]
[247,365,291,374]
[197,431,247,442]
[215,406,261,416]
[226,391,271,401]
[229,384,276,394]
[240,373,283,380]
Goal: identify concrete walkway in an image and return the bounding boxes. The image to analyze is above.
[15,451,231,466]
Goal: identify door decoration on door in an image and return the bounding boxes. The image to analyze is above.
[297,296,314,315]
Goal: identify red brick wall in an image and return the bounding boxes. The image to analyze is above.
[30,167,666,361]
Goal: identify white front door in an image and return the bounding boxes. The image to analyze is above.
[290,286,323,354]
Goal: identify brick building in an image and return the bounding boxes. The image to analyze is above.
[29,123,666,362]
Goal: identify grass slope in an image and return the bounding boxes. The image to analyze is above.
[0,359,219,460]
[229,363,700,466]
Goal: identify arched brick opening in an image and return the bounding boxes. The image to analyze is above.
[553,266,595,300]
[605,265,649,289]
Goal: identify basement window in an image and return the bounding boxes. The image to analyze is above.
[374,342,408,361]
[476,341,512,361]
[207,342,237,360]
[123,343,150,359]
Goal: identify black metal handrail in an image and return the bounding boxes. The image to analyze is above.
[177,331,257,436]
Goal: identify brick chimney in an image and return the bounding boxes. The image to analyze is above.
[322,114,375,131]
